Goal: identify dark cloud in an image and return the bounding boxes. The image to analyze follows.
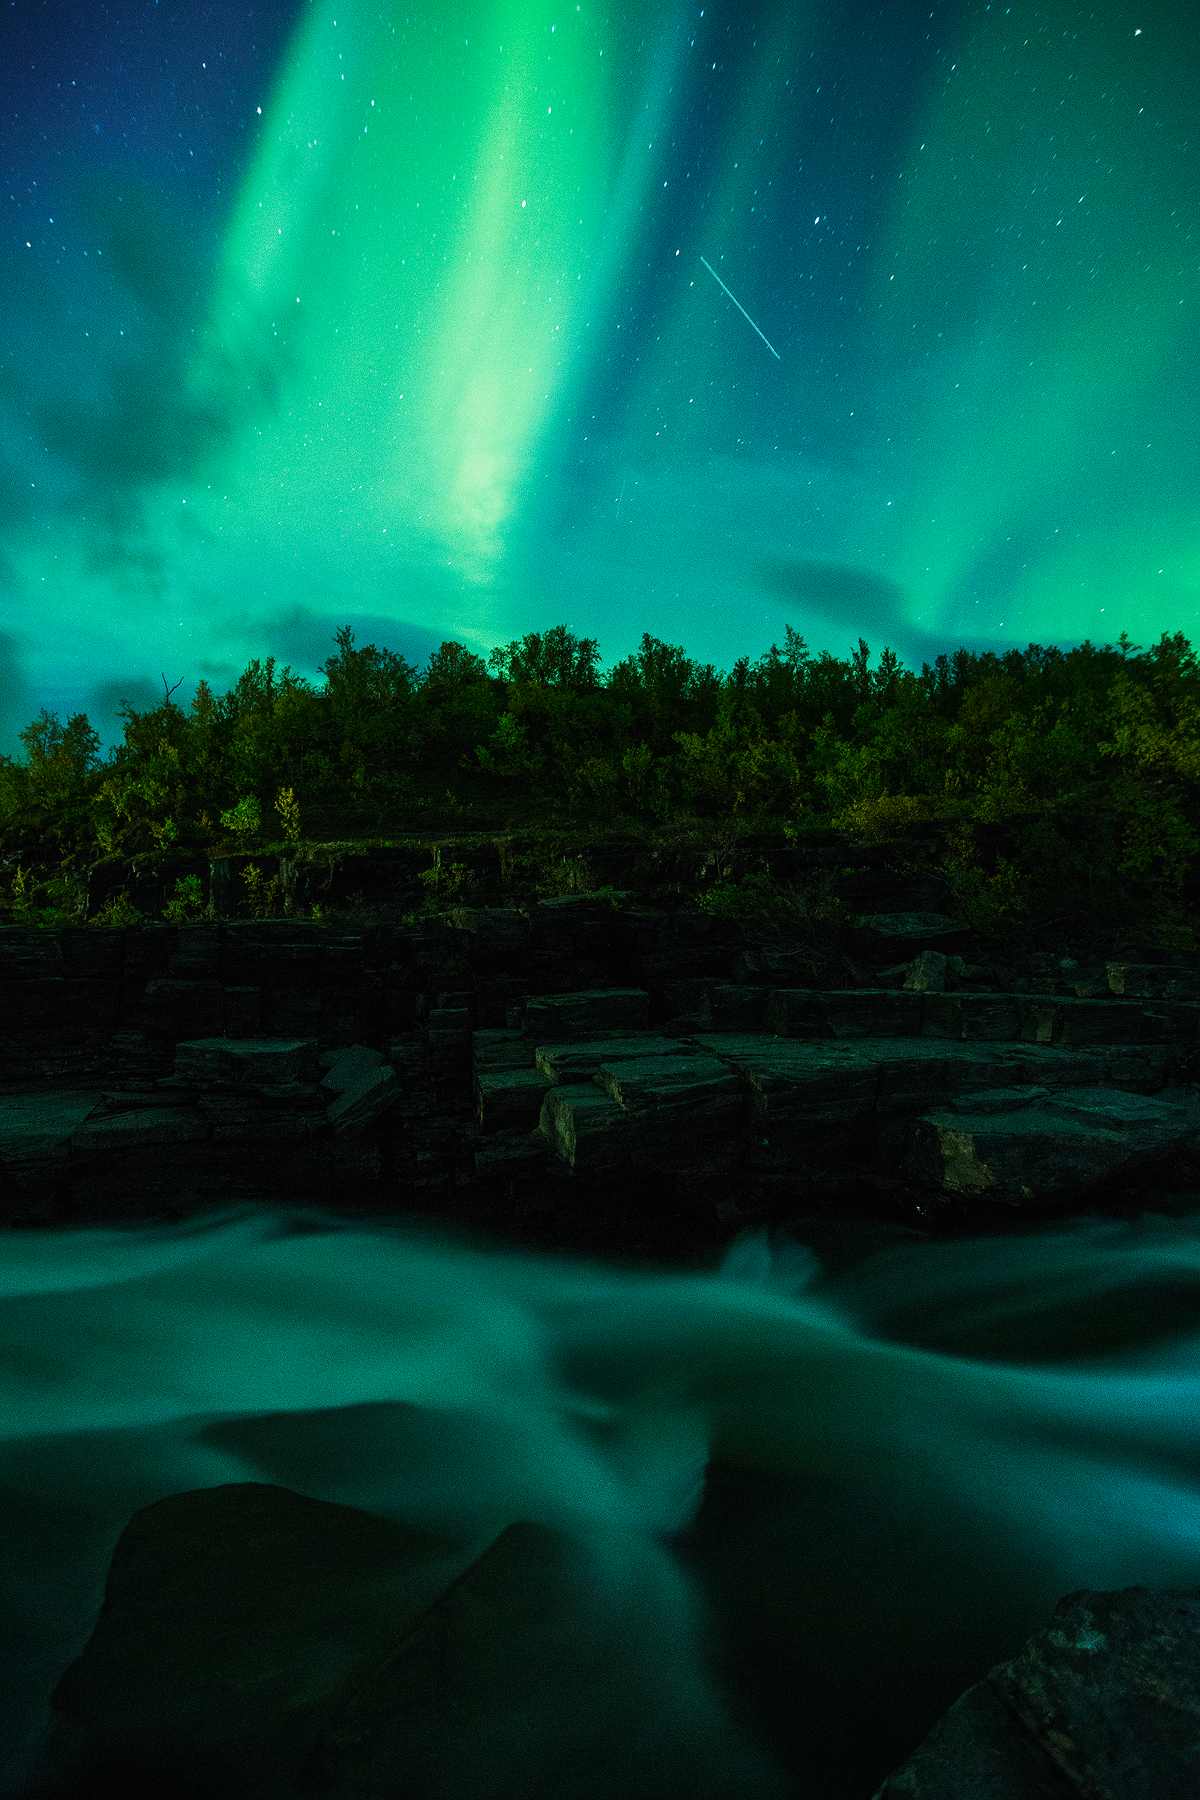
[758,558,925,660]
[0,172,291,538]
[761,558,907,623]
[85,677,165,747]
[0,632,34,758]
[263,608,448,677]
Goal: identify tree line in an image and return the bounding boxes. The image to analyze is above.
[3,621,1200,939]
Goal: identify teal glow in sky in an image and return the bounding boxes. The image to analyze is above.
[2,0,1198,746]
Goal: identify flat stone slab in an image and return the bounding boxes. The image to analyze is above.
[522,988,650,1037]
[472,1029,536,1071]
[72,1109,209,1152]
[175,1038,319,1088]
[0,925,67,978]
[851,912,971,949]
[691,1033,1178,1108]
[1018,995,1156,1046]
[535,1035,699,1084]
[1107,961,1200,1000]
[922,992,1024,1041]
[908,1085,1193,1203]
[594,1054,738,1114]
[473,1127,553,1180]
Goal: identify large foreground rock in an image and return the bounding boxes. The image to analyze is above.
[874,1584,1200,1798]
[32,1483,477,1799]
[30,1482,780,1800]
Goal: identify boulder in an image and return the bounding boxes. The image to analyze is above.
[475,1067,554,1134]
[903,950,947,992]
[874,1584,1200,1800]
[326,1065,401,1138]
[0,1090,101,1200]
[319,1044,385,1096]
[539,1084,632,1172]
[906,1085,1194,1205]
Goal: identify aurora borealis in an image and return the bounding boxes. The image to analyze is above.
[2,0,1198,749]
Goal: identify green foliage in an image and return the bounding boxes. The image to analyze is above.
[162,874,206,924]
[6,622,1200,940]
[939,827,1026,935]
[242,863,280,919]
[416,853,478,911]
[220,795,261,838]
[274,786,301,843]
[488,624,601,690]
[90,888,143,928]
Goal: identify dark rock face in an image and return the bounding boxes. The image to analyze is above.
[2,907,1199,1239]
[30,1483,783,1800]
[874,1584,1200,1799]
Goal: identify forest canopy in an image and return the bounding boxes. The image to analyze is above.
[3,624,1199,941]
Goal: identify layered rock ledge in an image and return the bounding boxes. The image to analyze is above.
[3,897,1199,1245]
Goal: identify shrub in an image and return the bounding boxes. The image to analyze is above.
[242,863,280,918]
[91,889,143,928]
[162,874,206,924]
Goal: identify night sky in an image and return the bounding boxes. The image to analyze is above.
[2,0,1197,750]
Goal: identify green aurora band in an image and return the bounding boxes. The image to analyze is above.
[3,0,1198,730]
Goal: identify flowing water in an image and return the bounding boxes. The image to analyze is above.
[4,1200,1200,1796]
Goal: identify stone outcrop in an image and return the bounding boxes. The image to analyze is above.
[3,901,1199,1237]
[874,1583,1200,1799]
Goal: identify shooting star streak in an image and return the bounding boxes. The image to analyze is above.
[700,257,781,360]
